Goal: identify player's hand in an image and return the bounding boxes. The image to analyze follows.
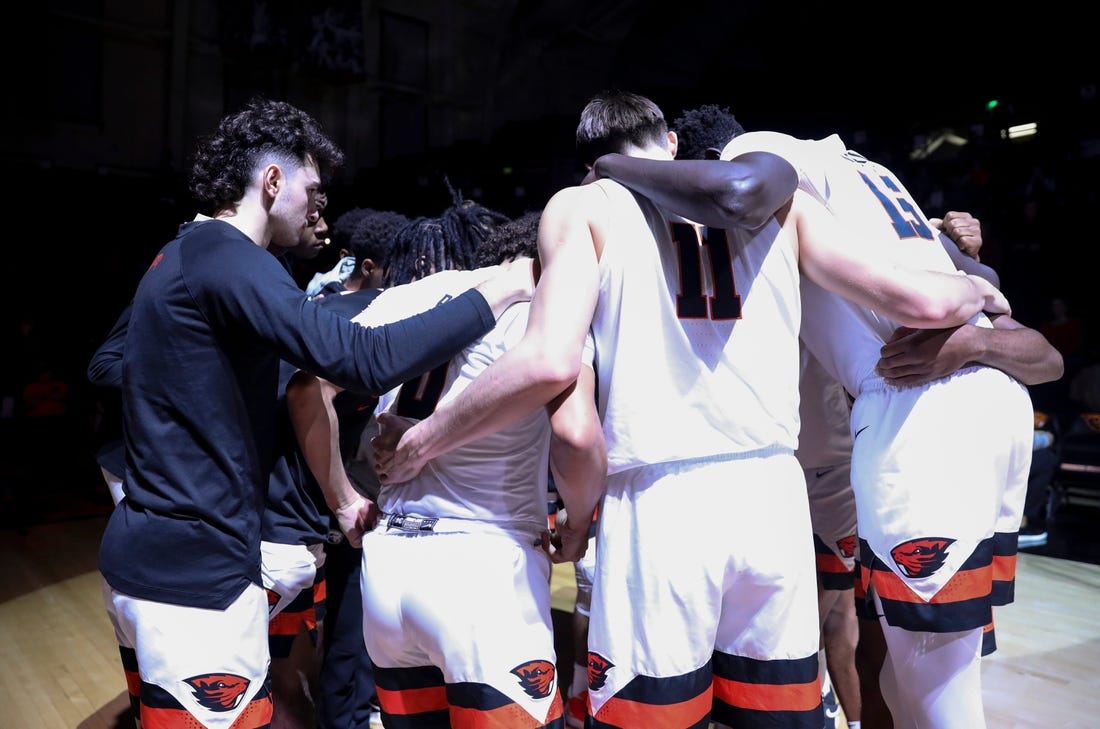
[931,211,982,261]
[877,325,975,387]
[372,412,428,485]
[541,508,592,564]
[333,495,373,548]
[474,257,535,317]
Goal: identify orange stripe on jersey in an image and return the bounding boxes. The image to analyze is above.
[313,578,327,604]
[140,692,272,729]
[450,691,563,728]
[377,684,449,715]
[992,552,1017,583]
[872,563,993,604]
[229,693,275,728]
[981,621,998,656]
[124,668,140,697]
[713,674,821,712]
[815,552,848,575]
[268,608,310,637]
[592,690,711,728]
[141,705,194,728]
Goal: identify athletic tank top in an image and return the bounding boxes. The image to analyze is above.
[795,342,854,469]
[357,270,591,530]
[589,179,801,475]
[723,131,990,396]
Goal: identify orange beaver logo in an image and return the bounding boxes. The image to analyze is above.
[183,673,251,712]
[836,535,857,559]
[586,652,614,691]
[511,660,556,699]
[891,537,955,578]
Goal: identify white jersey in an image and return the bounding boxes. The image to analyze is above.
[726,131,1034,614]
[795,342,853,469]
[589,179,801,474]
[722,131,992,397]
[352,270,593,531]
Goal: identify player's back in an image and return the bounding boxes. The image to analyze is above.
[725,131,986,396]
[353,270,550,531]
[589,178,801,475]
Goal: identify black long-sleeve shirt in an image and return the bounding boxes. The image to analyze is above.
[99,220,493,608]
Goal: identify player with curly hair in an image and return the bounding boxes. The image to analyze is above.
[97,97,534,729]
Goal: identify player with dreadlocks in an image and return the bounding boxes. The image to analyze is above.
[289,207,605,728]
[383,178,510,286]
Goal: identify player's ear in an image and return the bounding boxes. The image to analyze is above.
[667,130,678,158]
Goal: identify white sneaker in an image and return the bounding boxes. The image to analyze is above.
[367,694,385,729]
[822,681,839,729]
[1018,529,1048,547]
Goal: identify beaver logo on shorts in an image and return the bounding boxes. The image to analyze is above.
[510,660,556,699]
[266,588,279,614]
[890,537,955,578]
[183,673,251,712]
[837,535,857,559]
[586,652,614,691]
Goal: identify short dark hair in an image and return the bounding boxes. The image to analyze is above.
[475,210,542,268]
[333,208,410,271]
[188,97,344,213]
[383,179,509,287]
[672,104,745,161]
[576,90,668,166]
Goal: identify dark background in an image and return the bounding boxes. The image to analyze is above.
[3,1,1097,513]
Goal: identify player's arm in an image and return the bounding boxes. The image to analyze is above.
[543,362,606,563]
[791,190,1010,327]
[590,151,797,230]
[877,319,1064,387]
[88,301,132,388]
[373,186,604,485]
[286,370,376,545]
[877,210,1062,386]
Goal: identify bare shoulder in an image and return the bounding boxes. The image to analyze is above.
[547,181,610,209]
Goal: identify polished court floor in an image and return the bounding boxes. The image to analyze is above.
[2,479,1098,728]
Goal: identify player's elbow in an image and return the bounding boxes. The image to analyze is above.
[712,173,790,230]
[894,297,972,328]
[1033,350,1065,385]
[522,342,583,393]
[551,413,604,460]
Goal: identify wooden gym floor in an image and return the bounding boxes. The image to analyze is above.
[2,502,1098,728]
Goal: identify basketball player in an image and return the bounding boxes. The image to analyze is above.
[585,128,1046,728]
[291,210,605,728]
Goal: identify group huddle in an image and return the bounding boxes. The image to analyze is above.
[92,90,1060,729]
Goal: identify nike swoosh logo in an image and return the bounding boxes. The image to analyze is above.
[855,425,870,439]
[815,468,834,478]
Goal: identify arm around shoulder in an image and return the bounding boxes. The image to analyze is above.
[591,152,796,230]
[877,316,1064,387]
